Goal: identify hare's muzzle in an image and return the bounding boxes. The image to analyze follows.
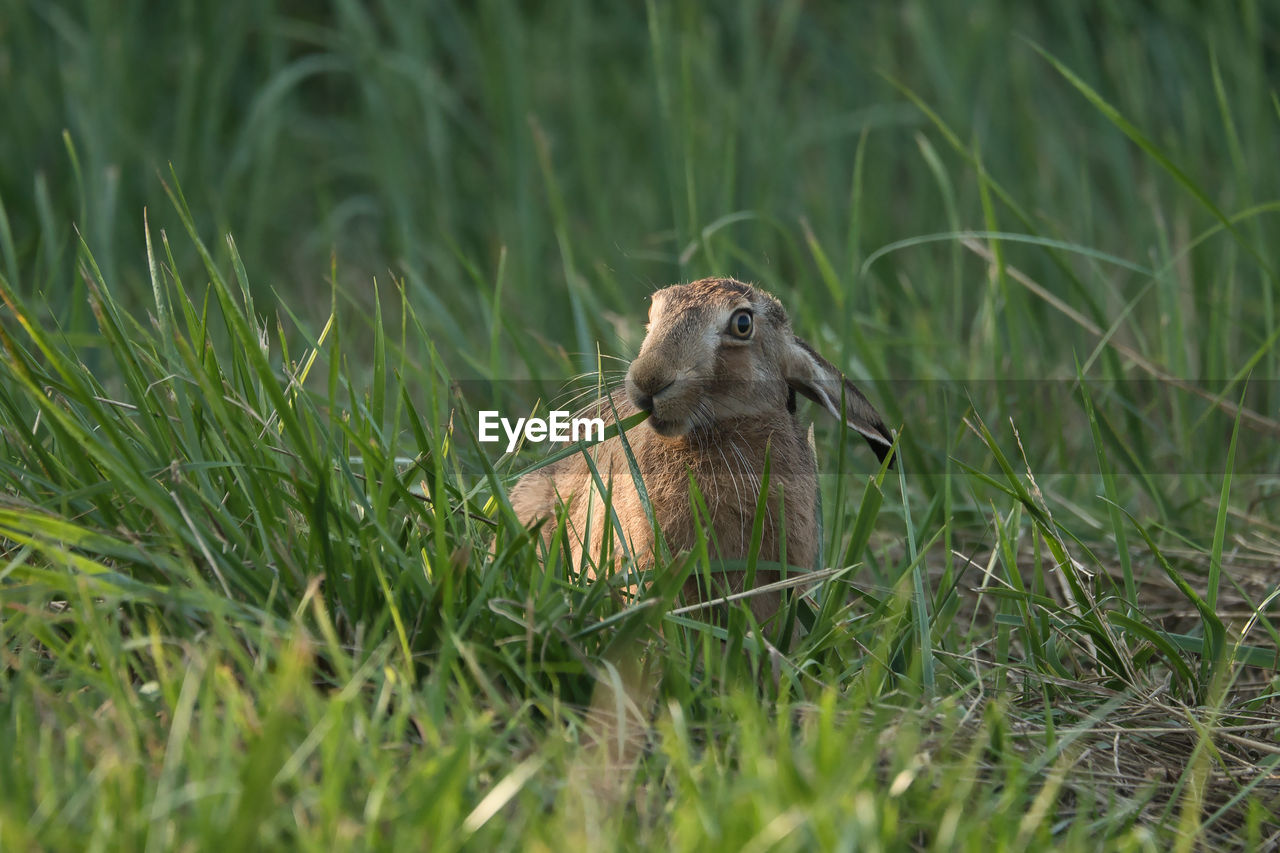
[626,366,688,435]
[625,367,673,412]
[628,382,674,416]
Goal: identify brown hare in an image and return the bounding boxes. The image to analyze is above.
[509,277,893,629]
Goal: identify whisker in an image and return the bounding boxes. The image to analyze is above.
[555,371,626,394]
[716,441,743,548]
[729,436,755,554]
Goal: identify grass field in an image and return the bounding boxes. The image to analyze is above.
[2,2,1279,849]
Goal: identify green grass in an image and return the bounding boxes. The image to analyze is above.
[2,2,1280,849]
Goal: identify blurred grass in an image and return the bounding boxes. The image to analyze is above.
[2,0,1279,848]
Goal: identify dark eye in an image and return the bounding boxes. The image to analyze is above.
[727,308,753,339]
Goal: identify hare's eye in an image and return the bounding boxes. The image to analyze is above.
[727,308,753,339]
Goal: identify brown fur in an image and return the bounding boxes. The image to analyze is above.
[508,278,893,628]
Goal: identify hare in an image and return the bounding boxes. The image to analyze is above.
[508,277,894,629]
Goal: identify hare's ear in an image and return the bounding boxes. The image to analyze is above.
[784,336,896,465]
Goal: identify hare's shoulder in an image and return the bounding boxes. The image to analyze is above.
[508,387,636,523]
[509,451,585,523]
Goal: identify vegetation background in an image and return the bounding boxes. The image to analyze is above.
[1,1,1278,849]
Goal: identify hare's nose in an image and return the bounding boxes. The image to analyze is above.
[628,375,674,413]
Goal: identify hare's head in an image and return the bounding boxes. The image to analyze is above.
[624,278,895,462]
